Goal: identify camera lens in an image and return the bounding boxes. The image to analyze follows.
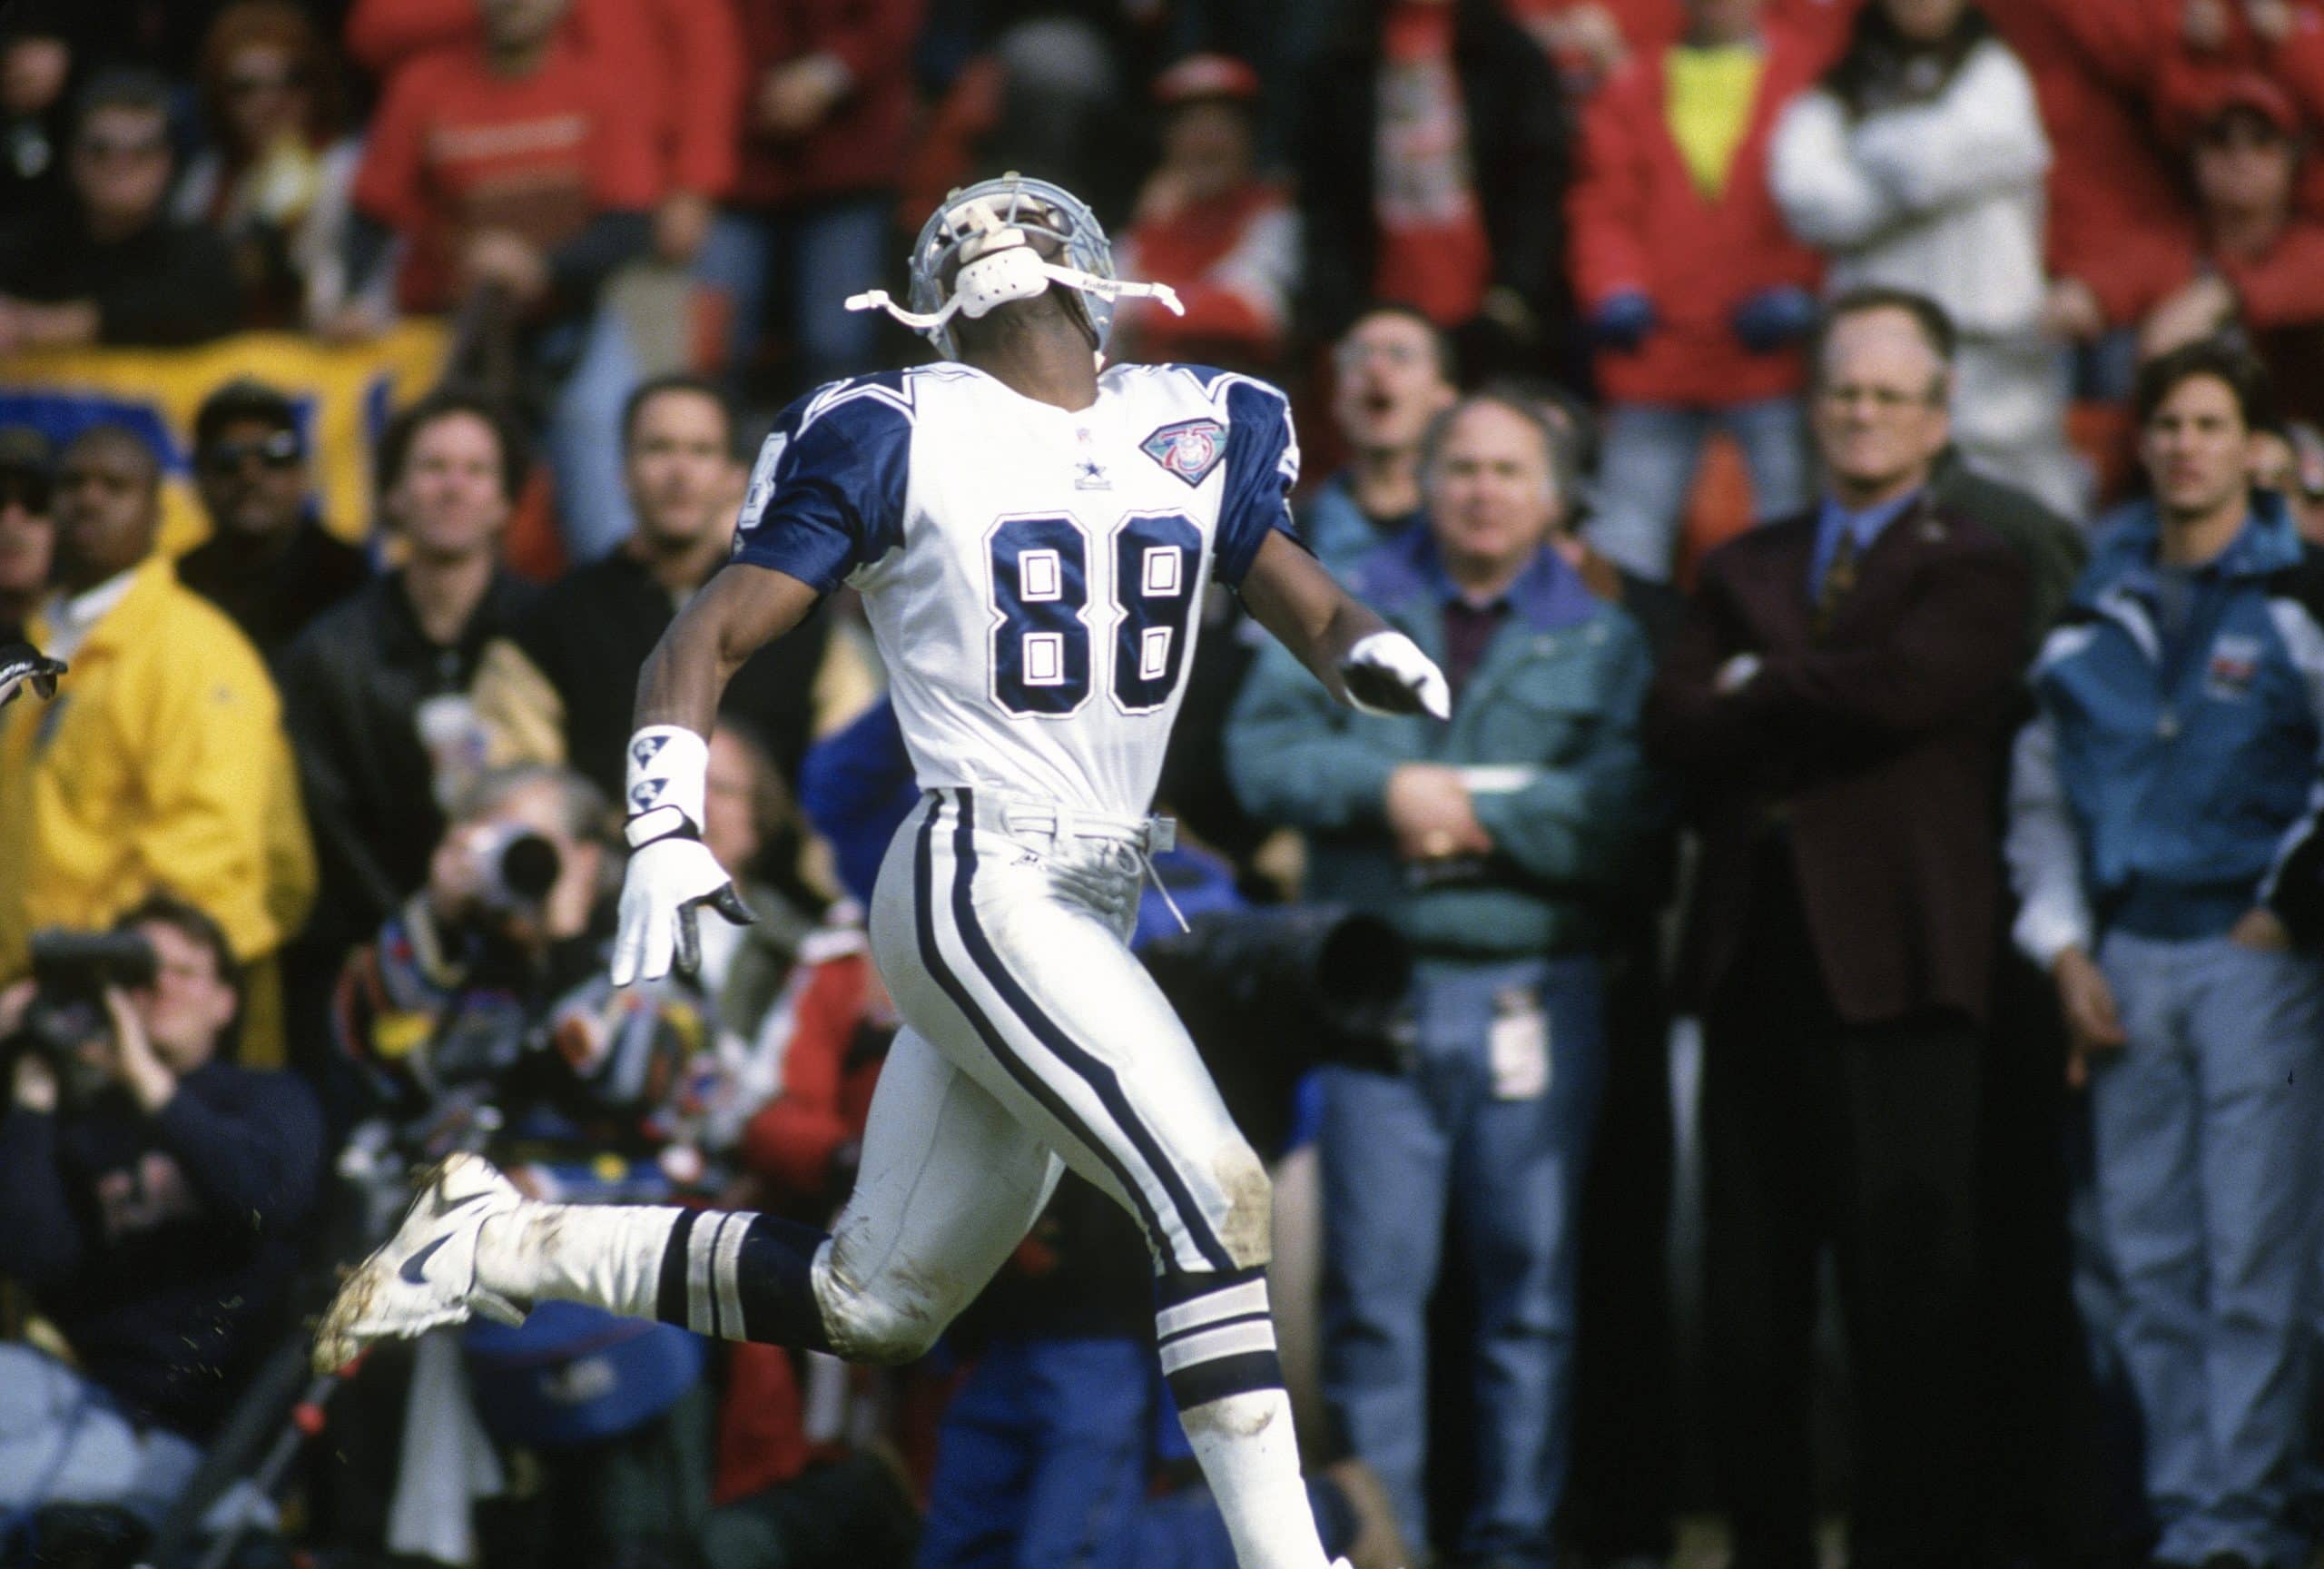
[496,832,561,905]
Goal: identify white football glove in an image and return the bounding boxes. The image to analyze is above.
[611,725,756,986]
[1340,631,1451,720]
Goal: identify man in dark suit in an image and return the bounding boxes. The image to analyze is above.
[1646,288,2031,1569]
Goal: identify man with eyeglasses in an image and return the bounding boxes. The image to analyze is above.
[0,67,241,350]
[1645,287,2031,1569]
[177,379,370,656]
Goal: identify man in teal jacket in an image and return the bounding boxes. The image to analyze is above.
[1226,388,1656,1569]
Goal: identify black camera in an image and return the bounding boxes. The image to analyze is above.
[474,824,563,916]
[31,930,159,1001]
[5,930,159,1103]
[1142,907,1413,1154]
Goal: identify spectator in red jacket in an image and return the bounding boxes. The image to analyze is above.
[2050,74,2324,425]
[342,0,659,322]
[1570,0,1825,581]
[738,930,889,1219]
[696,0,923,405]
[1110,54,1300,376]
[341,0,661,562]
[1299,0,1567,376]
[174,2,364,332]
[2026,0,2324,214]
[342,0,742,268]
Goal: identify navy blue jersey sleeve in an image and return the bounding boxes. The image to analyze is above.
[1212,377,1302,587]
[730,375,915,593]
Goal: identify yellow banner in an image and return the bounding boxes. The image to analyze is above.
[0,322,449,558]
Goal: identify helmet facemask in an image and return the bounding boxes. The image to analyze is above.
[846,174,1182,362]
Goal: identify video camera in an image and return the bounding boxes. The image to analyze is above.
[1140,906,1413,1154]
[5,929,158,1104]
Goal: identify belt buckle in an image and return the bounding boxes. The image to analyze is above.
[1147,816,1177,854]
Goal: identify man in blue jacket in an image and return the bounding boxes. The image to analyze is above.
[2008,340,2324,1569]
[0,893,324,1534]
[1228,388,1655,1568]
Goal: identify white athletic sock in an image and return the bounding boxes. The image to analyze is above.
[1157,1267,1331,1569]
[1179,1386,1333,1569]
[474,1203,684,1320]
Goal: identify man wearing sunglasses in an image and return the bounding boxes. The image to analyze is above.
[178,379,370,655]
[0,67,241,350]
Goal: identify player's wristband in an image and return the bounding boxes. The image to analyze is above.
[625,725,709,832]
[625,807,701,849]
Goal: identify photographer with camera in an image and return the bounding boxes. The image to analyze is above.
[329,765,725,1569]
[0,893,324,1539]
[331,762,648,1134]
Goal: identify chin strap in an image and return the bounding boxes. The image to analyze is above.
[845,233,1183,337]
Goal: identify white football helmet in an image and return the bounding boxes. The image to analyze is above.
[846,173,1181,360]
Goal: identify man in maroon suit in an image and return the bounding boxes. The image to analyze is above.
[1646,287,2031,1569]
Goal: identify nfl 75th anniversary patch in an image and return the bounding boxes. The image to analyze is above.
[1140,419,1227,488]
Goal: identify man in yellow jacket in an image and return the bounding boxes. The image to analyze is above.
[0,427,314,1062]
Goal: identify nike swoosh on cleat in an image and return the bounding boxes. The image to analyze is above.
[400,1233,456,1286]
[432,1189,492,1219]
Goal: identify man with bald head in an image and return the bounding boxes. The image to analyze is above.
[0,425,312,1062]
[1646,288,2032,1569]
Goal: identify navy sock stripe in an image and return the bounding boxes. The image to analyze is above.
[706,1211,734,1339]
[910,792,1183,1268]
[654,1207,700,1326]
[1157,1308,1275,1347]
[733,1215,833,1353]
[1156,1263,1265,1309]
[942,789,1236,1274]
[1165,1348,1285,1410]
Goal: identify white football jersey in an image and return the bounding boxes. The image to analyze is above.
[732,361,1300,818]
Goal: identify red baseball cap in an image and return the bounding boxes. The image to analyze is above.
[1153,54,1260,107]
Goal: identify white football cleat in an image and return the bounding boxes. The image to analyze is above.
[313,1152,529,1373]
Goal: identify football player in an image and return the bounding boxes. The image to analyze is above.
[316,175,1447,1569]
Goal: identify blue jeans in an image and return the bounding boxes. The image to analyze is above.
[919,1338,1154,1569]
[0,1344,203,1529]
[1583,399,1813,583]
[917,1337,1351,1569]
[695,200,891,400]
[2090,930,2324,1568]
[1319,953,1606,1565]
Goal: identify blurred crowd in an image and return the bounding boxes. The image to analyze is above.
[5,1,2324,1569]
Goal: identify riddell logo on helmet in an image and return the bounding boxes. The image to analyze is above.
[1141,419,1226,487]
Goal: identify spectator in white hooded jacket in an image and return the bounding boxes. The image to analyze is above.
[1771,0,2084,518]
